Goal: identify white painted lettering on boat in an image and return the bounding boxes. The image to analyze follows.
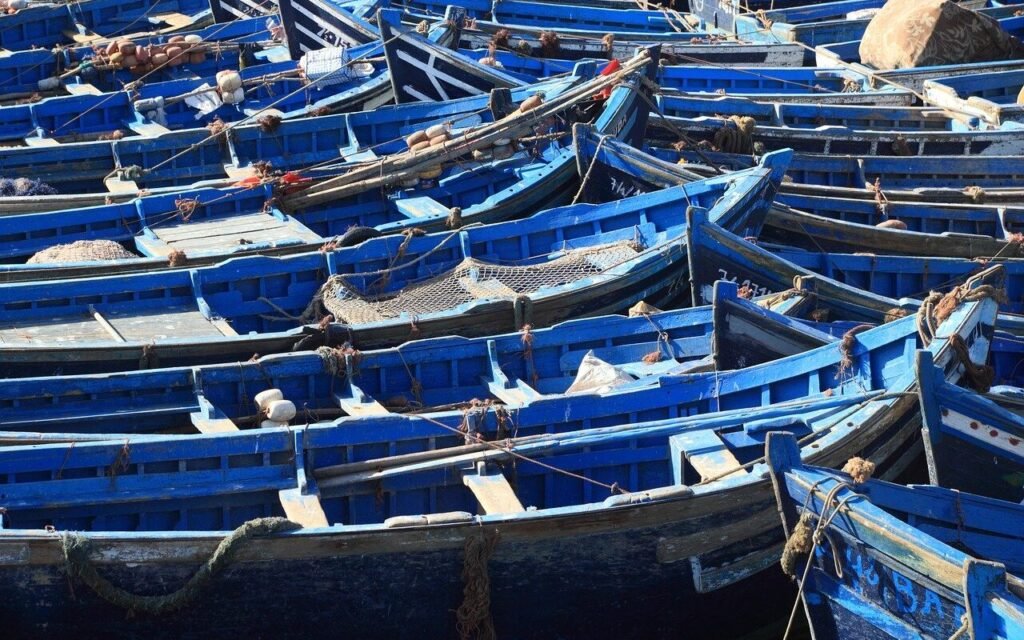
[843,547,966,623]
[608,176,646,199]
[716,269,772,298]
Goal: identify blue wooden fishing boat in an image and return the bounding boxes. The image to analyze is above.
[0,270,1000,638]
[767,431,1024,640]
[0,63,649,274]
[0,0,380,98]
[0,155,781,376]
[657,93,991,130]
[925,67,1024,126]
[0,0,415,141]
[772,246,1024,315]
[377,7,534,103]
[0,47,393,145]
[651,146,1024,203]
[277,0,381,57]
[457,43,916,105]
[0,16,276,97]
[691,0,864,33]
[403,0,713,41]
[815,40,1024,96]
[0,280,838,439]
[721,0,1022,56]
[0,0,217,52]
[683,205,1024,337]
[0,12,638,199]
[574,125,1024,259]
[451,16,809,67]
[652,112,1024,158]
[918,349,1024,502]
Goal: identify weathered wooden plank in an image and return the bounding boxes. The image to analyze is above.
[670,431,745,483]
[191,415,240,433]
[462,465,525,514]
[278,488,330,528]
[105,306,224,341]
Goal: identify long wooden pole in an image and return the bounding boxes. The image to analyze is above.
[280,50,653,210]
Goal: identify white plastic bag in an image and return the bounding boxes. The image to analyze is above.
[565,351,636,395]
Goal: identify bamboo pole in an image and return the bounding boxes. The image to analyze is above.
[280,50,653,210]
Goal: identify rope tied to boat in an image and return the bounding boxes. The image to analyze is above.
[113,165,144,182]
[60,517,300,616]
[174,197,198,222]
[870,177,889,217]
[460,400,492,445]
[761,285,802,310]
[948,614,971,640]
[891,135,912,157]
[712,116,756,155]
[257,113,282,133]
[884,308,910,323]
[538,31,561,57]
[205,117,227,139]
[490,28,511,49]
[836,325,873,378]
[781,481,861,639]
[446,207,463,229]
[139,343,159,369]
[780,511,814,577]
[456,528,500,640]
[601,33,615,55]
[521,323,540,386]
[316,344,360,376]
[950,333,995,393]
[964,185,986,204]
[916,280,1006,347]
[780,480,854,578]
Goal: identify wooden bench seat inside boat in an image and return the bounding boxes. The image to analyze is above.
[670,430,746,484]
[135,211,322,257]
[0,305,232,344]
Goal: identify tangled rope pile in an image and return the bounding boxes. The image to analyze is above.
[712,115,757,154]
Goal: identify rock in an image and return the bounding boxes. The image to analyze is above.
[860,0,1024,69]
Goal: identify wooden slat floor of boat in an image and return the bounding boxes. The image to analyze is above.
[144,212,322,256]
[0,306,224,344]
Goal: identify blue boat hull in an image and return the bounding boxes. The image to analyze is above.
[1,509,800,639]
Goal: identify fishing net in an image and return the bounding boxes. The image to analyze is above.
[321,241,641,325]
[27,240,139,264]
[0,177,57,196]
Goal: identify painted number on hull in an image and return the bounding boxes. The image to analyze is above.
[717,269,771,297]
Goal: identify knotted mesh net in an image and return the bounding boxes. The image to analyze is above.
[321,241,641,325]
